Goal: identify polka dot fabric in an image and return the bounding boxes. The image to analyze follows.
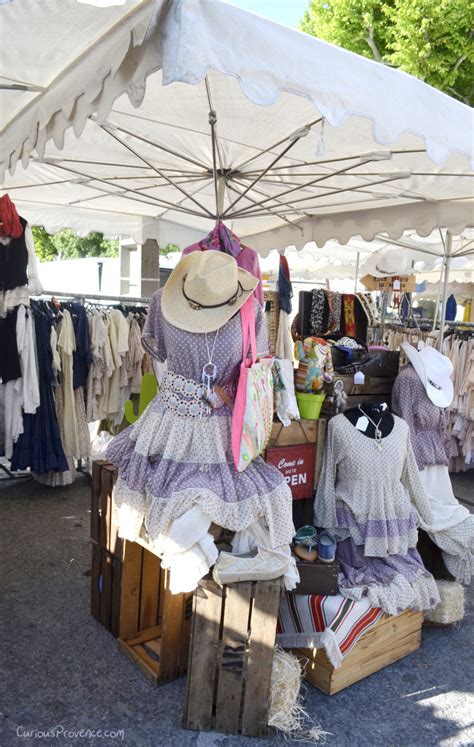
[106,289,294,549]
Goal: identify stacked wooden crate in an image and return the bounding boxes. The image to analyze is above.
[295,610,423,695]
[90,460,192,684]
[183,577,283,737]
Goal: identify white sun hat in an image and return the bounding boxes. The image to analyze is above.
[401,342,454,408]
[362,248,413,277]
[161,250,258,333]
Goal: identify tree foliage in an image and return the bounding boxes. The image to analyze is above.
[300,0,473,104]
[32,226,119,262]
[160,242,180,254]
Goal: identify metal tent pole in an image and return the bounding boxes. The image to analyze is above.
[431,265,444,330]
[354,251,361,293]
[438,231,453,351]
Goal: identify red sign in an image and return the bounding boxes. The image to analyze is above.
[265,444,315,500]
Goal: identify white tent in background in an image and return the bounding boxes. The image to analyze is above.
[1,0,473,334]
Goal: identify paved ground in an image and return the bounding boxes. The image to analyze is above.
[0,471,473,747]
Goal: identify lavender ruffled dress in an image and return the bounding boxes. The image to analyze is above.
[315,414,440,615]
[106,289,294,552]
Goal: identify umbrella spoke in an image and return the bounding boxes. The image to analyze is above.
[39,159,211,218]
[99,122,215,218]
[227,159,383,217]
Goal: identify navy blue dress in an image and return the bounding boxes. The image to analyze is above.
[11,307,69,474]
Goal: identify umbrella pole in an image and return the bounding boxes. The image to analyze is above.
[432,265,444,330]
[354,251,360,293]
[438,231,452,351]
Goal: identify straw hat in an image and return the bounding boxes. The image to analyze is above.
[161,251,258,333]
[401,342,454,408]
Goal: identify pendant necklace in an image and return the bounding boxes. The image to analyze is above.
[358,405,384,452]
[202,329,220,400]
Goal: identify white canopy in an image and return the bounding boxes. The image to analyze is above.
[1,0,472,249]
[258,230,473,281]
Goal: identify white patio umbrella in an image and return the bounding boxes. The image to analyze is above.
[4,0,473,351]
[1,0,472,252]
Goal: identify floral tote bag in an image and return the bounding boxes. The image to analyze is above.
[231,297,274,472]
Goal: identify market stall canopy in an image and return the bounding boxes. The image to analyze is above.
[260,230,474,282]
[1,0,473,247]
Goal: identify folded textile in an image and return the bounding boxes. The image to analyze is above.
[276,593,383,668]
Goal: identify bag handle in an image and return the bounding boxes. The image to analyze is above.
[240,297,257,365]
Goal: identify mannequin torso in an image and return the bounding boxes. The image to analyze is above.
[344,401,395,439]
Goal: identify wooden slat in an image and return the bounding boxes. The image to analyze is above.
[99,465,110,549]
[144,637,162,657]
[132,644,161,675]
[118,542,143,639]
[123,624,162,647]
[214,582,253,735]
[110,555,123,637]
[241,579,282,737]
[99,548,113,631]
[179,593,194,673]
[329,631,421,694]
[299,654,332,692]
[139,549,161,631]
[117,639,159,685]
[268,419,318,447]
[157,564,165,625]
[158,571,187,681]
[90,542,101,621]
[103,465,121,557]
[90,461,105,543]
[184,583,224,731]
[331,627,421,685]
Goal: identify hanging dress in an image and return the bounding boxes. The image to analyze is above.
[11,308,69,474]
[106,289,294,551]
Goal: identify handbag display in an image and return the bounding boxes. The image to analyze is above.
[231,298,274,472]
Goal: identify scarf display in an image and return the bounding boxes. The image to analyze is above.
[0,194,22,239]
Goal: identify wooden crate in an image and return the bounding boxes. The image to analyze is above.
[184,577,283,737]
[117,539,193,685]
[91,460,122,557]
[322,374,395,417]
[295,609,423,695]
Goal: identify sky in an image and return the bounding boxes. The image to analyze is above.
[227,0,308,28]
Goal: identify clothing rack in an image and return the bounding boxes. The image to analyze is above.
[445,320,474,328]
[35,290,152,305]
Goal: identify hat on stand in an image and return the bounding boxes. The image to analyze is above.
[401,342,454,408]
[162,251,258,333]
[361,248,411,277]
